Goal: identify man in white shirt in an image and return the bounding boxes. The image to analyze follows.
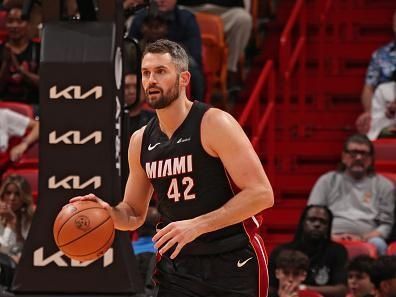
[0,108,39,162]
[367,77,396,140]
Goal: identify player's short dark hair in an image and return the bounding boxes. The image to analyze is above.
[275,249,309,272]
[347,255,375,274]
[143,39,189,73]
[369,256,396,289]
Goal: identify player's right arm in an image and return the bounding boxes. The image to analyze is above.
[113,127,154,230]
[70,127,153,231]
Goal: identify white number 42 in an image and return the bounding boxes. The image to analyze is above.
[167,177,196,202]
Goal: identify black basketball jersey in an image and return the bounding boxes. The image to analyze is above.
[140,101,248,255]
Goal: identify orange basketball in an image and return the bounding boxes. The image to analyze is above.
[53,200,115,261]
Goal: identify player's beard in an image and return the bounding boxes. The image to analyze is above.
[145,77,180,109]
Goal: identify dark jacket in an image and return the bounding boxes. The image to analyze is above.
[128,6,202,67]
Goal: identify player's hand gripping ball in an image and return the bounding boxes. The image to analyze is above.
[53,200,115,261]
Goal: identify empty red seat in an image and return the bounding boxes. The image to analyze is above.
[335,240,377,260]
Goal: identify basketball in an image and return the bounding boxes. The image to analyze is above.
[53,200,115,262]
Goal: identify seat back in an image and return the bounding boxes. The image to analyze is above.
[195,12,225,45]
[0,101,34,118]
[380,172,396,185]
[336,240,378,260]
[0,10,8,42]
[387,242,396,255]
[299,289,324,297]
[195,12,228,103]
[373,139,396,172]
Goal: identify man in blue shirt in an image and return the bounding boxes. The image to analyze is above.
[356,10,396,134]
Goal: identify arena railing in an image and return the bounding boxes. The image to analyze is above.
[238,60,276,181]
[279,0,306,115]
[318,0,337,109]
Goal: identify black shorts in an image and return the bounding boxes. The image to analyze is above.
[154,243,268,297]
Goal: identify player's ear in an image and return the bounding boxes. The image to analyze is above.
[179,70,191,88]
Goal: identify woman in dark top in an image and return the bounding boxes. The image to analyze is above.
[0,5,39,105]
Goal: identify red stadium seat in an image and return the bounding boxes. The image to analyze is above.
[387,242,396,255]
[299,289,324,297]
[2,168,39,204]
[380,172,396,185]
[0,10,7,28]
[0,10,7,42]
[195,12,228,104]
[335,240,377,260]
[373,139,396,172]
[0,101,34,118]
[12,142,39,169]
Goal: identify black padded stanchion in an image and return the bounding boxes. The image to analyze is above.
[12,1,143,295]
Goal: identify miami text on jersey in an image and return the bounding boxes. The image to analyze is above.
[145,155,193,179]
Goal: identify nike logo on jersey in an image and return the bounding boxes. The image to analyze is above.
[237,257,253,268]
[177,137,191,144]
[148,143,161,151]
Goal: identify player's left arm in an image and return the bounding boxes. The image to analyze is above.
[153,108,274,258]
[195,108,274,230]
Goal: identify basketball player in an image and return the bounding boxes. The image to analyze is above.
[71,39,274,297]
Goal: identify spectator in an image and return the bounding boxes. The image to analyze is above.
[124,0,146,32]
[308,134,395,255]
[178,0,252,92]
[269,205,348,297]
[0,108,39,164]
[369,256,396,297]
[2,0,42,38]
[0,4,40,106]
[122,72,154,189]
[270,249,311,297]
[132,206,160,297]
[367,70,396,140]
[128,0,205,101]
[346,255,375,297]
[62,0,79,20]
[125,72,155,136]
[0,174,35,261]
[356,9,396,134]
